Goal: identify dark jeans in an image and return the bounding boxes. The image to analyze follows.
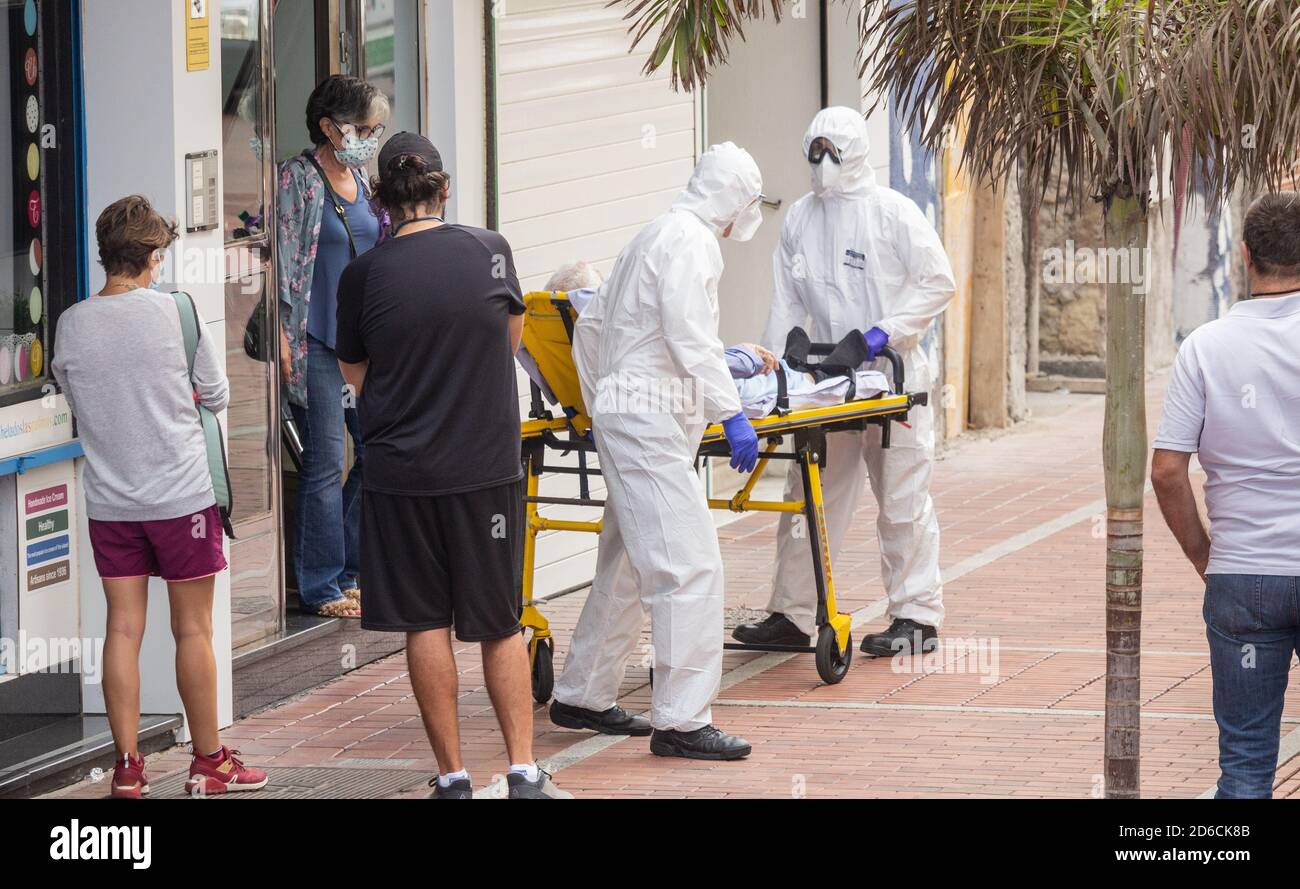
[289,335,364,610]
[1204,573,1300,799]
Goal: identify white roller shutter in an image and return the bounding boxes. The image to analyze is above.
[495,0,699,597]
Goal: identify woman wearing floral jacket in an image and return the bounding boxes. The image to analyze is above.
[276,75,389,618]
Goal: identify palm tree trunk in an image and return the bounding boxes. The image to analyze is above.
[1101,187,1148,799]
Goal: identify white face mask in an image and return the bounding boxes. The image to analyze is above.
[334,131,380,168]
[811,156,841,195]
[148,252,165,289]
[728,199,763,242]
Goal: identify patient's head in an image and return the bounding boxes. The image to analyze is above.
[544,260,603,293]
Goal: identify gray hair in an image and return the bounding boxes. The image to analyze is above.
[544,260,604,293]
[306,75,391,146]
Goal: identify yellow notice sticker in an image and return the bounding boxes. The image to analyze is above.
[185,0,210,72]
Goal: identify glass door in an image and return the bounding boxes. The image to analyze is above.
[220,0,284,649]
[363,0,422,144]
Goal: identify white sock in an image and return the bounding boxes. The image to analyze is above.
[437,769,470,788]
[509,762,540,782]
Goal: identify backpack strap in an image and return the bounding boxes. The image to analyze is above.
[172,290,200,375]
[170,291,237,538]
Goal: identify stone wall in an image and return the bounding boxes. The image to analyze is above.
[1034,189,1185,376]
[1036,189,1107,376]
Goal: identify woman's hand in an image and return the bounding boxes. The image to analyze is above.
[279,327,293,386]
[744,343,779,375]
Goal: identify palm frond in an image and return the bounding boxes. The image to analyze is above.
[615,0,784,91]
[857,0,1300,208]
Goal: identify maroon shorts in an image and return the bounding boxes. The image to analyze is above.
[88,504,227,582]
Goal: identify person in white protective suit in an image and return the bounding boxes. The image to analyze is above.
[732,107,956,657]
[549,142,763,760]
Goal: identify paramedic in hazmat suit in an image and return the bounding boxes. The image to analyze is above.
[549,142,763,760]
[732,107,955,657]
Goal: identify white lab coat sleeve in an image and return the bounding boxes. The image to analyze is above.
[761,221,809,353]
[876,200,956,341]
[660,243,743,425]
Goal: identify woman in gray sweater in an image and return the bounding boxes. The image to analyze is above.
[52,196,266,798]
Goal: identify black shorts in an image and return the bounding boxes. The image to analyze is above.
[359,482,523,640]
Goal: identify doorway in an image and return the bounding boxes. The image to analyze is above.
[217,0,425,672]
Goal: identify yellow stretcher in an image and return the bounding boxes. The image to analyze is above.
[518,291,927,701]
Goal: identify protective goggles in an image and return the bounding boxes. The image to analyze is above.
[807,139,841,165]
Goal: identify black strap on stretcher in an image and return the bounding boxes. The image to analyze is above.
[778,326,871,413]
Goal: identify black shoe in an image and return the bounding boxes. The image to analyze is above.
[859,618,938,657]
[427,776,473,799]
[731,612,811,646]
[507,769,573,799]
[550,700,652,736]
[650,725,752,761]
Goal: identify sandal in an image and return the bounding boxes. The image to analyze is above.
[342,587,361,602]
[315,597,362,619]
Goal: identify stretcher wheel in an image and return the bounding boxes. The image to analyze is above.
[815,625,852,684]
[531,637,554,704]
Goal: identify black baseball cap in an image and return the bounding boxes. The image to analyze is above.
[378,131,443,174]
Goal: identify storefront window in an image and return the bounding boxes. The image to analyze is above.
[2,0,79,406]
[365,0,420,147]
[2,0,46,400]
[220,0,265,241]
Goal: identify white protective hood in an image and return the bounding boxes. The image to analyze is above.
[804,106,877,198]
[671,141,763,235]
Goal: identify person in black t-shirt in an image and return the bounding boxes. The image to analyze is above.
[335,132,570,800]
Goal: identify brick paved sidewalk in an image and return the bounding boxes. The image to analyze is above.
[45,373,1300,799]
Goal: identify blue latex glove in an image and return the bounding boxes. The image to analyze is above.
[722,412,759,473]
[863,326,890,361]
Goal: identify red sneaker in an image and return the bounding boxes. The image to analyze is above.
[184,747,269,796]
[110,752,150,799]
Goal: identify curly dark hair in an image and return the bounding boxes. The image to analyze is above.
[96,195,178,278]
[371,154,451,217]
[305,75,389,146]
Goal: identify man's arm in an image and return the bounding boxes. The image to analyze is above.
[876,200,956,341]
[509,312,524,354]
[660,241,742,424]
[1151,448,1210,581]
[339,359,369,399]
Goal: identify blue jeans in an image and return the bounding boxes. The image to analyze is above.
[1204,573,1300,799]
[289,335,363,609]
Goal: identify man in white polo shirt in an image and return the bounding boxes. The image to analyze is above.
[1152,192,1300,799]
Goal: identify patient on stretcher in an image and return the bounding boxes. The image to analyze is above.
[725,344,890,419]
[523,286,890,419]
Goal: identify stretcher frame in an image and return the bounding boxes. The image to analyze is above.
[517,292,927,700]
